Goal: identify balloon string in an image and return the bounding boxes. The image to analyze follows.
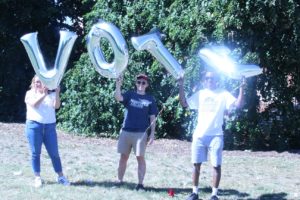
[144,86,178,135]
[230,85,241,93]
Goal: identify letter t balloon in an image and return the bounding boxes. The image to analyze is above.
[131,29,184,80]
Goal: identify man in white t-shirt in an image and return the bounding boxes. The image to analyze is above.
[178,71,245,200]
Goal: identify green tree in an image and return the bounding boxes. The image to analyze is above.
[58,0,232,138]
[0,0,93,121]
[3,0,297,150]
[221,0,300,150]
[59,0,300,150]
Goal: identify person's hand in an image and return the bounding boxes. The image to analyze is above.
[177,77,184,87]
[240,76,246,90]
[147,133,155,145]
[55,86,61,94]
[116,75,123,87]
[42,87,48,95]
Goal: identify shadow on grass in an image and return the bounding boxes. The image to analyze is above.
[72,180,134,188]
[218,188,249,198]
[164,187,250,199]
[71,180,190,193]
[245,192,288,200]
[46,180,288,199]
[71,180,251,198]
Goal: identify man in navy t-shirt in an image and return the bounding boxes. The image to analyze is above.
[114,73,158,191]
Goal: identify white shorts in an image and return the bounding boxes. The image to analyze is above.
[191,135,224,167]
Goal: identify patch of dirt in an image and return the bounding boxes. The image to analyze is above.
[1,122,299,158]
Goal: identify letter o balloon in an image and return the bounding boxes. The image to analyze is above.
[87,20,129,79]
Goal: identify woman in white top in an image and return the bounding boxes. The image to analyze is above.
[25,75,69,187]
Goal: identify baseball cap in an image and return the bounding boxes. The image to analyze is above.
[136,73,149,81]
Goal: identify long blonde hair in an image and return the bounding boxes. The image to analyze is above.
[29,75,43,89]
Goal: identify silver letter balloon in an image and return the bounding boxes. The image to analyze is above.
[198,46,262,79]
[131,29,184,80]
[20,31,78,90]
[87,20,129,79]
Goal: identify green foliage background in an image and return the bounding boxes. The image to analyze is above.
[0,0,92,120]
[58,0,219,139]
[1,0,299,150]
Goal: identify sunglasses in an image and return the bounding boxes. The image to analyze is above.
[136,80,147,85]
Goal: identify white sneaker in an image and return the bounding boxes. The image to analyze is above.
[34,176,43,188]
[57,176,70,186]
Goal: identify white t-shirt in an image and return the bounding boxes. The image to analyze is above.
[187,88,236,138]
[25,90,57,124]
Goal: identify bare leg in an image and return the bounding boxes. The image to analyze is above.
[193,163,201,186]
[212,165,221,188]
[136,156,146,184]
[118,153,129,182]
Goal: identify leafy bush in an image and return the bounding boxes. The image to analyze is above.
[58,0,217,139]
[57,0,300,150]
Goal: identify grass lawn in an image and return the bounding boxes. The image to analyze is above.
[0,122,299,200]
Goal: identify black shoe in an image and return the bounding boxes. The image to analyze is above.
[210,195,219,200]
[186,193,199,200]
[135,184,146,191]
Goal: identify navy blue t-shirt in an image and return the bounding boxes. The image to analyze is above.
[121,90,158,132]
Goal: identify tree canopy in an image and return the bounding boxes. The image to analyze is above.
[1,0,299,150]
[0,0,93,120]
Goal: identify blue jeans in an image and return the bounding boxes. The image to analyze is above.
[25,120,62,174]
